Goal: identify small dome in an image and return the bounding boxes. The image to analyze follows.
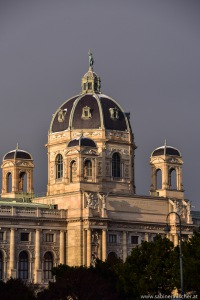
[67,136,97,148]
[83,69,98,79]
[3,145,33,160]
[151,143,181,157]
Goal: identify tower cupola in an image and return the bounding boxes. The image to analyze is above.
[81,50,101,94]
[150,140,184,198]
[1,144,34,199]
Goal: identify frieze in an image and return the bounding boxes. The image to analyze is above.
[52,133,67,139]
[107,132,129,139]
[81,149,98,155]
[106,148,129,156]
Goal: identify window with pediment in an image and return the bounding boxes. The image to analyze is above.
[112,152,121,178]
[18,251,29,279]
[84,160,92,178]
[55,154,63,179]
[81,106,92,119]
[109,107,119,120]
[44,252,53,280]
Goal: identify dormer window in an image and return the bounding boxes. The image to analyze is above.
[81,106,92,119]
[109,107,119,120]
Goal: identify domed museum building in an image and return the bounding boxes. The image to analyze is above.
[0,53,194,284]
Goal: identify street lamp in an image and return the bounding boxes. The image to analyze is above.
[164,212,184,297]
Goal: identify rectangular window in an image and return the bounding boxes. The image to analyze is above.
[46,234,54,242]
[21,232,29,242]
[0,232,3,241]
[88,83,92,89]
[131,236,139,244]
[109,234,117,243]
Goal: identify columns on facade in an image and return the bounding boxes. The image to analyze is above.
[9,228,16,278]
[174,234,179,247]
[102,229,107,262]
[144,233,149,242]
[122,231,127,262]
[34,229,41,283]
[60,230,65,264]
[86,229,91,267]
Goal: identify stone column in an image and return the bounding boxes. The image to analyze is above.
[122,231,127,262]
[102,229,107,261]
[34,229,41,283]
[86,229,91,267]
[174,234,179,247]
[83,230,86,265]
[60,231,65,264]
[144,233,149,242]
[9,228,16,278]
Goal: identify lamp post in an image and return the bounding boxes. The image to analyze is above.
[164,212,184,297]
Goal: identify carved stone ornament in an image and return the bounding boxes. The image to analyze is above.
[58,109,67,123]
[91,231,99,244]
[167,157,178,163]
[85,192,98,209]
[109,107,119,120]
[97,192,109,209]
[81,106,92,119]
[106,148,129,156]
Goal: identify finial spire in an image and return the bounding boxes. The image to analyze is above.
[88,49,94,70]
[16,143,19,150]
[164,139,167,155]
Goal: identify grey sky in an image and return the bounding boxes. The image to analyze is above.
[0,0,200,208]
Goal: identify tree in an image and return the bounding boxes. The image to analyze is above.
[37,261,121,300]
[115,236,178,299]
[0,278,36,300]
[180,228,200,297]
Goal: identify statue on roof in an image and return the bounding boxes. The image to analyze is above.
[88,49,94,69]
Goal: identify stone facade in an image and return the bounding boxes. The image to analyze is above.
[0,54,194,284]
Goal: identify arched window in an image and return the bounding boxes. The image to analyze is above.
[84,160,92,178]
[0,251,3,280]
[18,251,28,279]
[70,160,77,182]
[55,154,63,179]
[19,172,27,192]
[169,168,177,189]
[112,153,121,178]
[156,169,162,189]
[7,172,12,193]
[44,252,53,280]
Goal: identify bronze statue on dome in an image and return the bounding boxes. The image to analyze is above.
[88,49,94,69]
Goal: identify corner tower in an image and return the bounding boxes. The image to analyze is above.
[47,51,136,199]
[1,145,34,198]
[150,141,184,198]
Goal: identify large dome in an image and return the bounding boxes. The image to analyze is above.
[50,93,130,133]
[50,52,130,133]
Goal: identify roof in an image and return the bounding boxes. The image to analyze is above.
[50,93,130,133]
[151,143,181,157]
[3,147,33,160]
[0,197,50,209]
[67,136,97,148]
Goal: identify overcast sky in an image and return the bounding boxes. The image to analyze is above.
[0,0,200,209]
